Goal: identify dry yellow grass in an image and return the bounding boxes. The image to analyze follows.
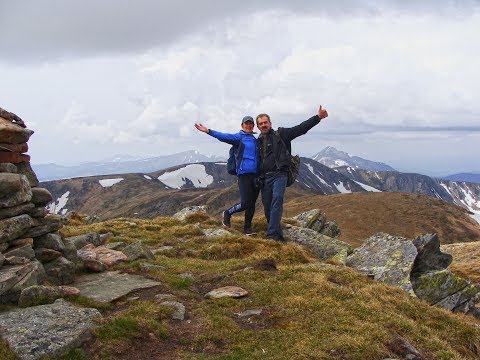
[441,241,480,283]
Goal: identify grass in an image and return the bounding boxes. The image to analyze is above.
[441,241,480,283]
[5,212,478,359]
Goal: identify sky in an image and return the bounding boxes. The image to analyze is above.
[1,0,479,176]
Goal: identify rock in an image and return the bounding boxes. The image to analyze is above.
[346,233,418,295]
[64,232,102,249]
[0,242,8,252]
[19,285,63,307]
[10,237,33,247]
[73,271,161,303]
[412,234,452,274]
[179,271,194,280]
[27,206,49,218]
[99,232,114,243]
[0,214,35,244]
[173,205,208,221]
[78,244,127,268]
[35,248,63,262]
[205,286,248,299]
[0,152,30,164]
[202,228,231,237]
[0,162,17,173]
[284,226,352,264]
[235,309,263,317]
[0,262,34,296]
[4,256,30,265]
[293,209,326,232]
[0,252,4,266]
[33,232,65,252]
[77,246,107,273]
[140,263,166,271]
[0,173,32,209]
[0,117,34,143]
[23,214,64,238]
[15,162,39,187]
[159,301,185,320]
[121,241,155,261]
[155,293,176,301]
[4,243,35,260]
[104,241,125,250]
[319,221,341,238]
[30,187,53,206]
[43,257,76,285]
[62,241,79,265]
[0,261,45,304]
[0,202,34,220]
[387,334,425,360]
[151,246,174,254]
[0,298,101,360]
[0,142,28,153]
[85,215,100,224]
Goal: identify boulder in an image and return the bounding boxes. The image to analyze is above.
[0,260,45,304]
[0,214,35,244]
[31,187,53,206]
[99,232,114,243]
[4,256,30,265]
[23,214,64,238]
[64,232,102,249]
[78,244,127,267]
[34,248,63,262]
[77,245,107,272]
[0,262,34,296]
[18,285,80,307]
[43,257,76,285]
[284,226,352,264]
[4,243,35,260]
[173,205,208,221]
[205,286,248,299]
[0,117,34,143]
[33,232,65,252]
[0,173,32,208]
[0,202,34,220]
[0,252,4,266]
[16,162,39,187]
[319,221,341,238]
[0,299,101,360]
[159,301,186,320]
[202,228,231,237]
[0,152,30,164]
[104,241,125,250]
[346,233,418,295]
[27,206,49,218]
[121,241,155,261]
[0,142,28,153]
[62,241,79,265]
[293,209,326,232]
[0,163,17,173]
[10,237,33,247]
[412,234,452,274]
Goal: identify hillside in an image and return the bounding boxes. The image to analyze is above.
[283,192,480,247]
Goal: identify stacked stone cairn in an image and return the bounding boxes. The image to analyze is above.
[0,107,78,303]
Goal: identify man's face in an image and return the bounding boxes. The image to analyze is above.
[241,121,254,133]
[256,116,271,135]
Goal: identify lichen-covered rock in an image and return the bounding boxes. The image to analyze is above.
[16,162,39,187]
[319,221,341,238]
[173,205,208,221]
[205,286,248,299]
[4,243,35,260]
[0,298,101,360]
[43,257,76,285]
[19,285,81,308]
[33,232,65,252]
[293,209,326,231]
[202,228,231,237]
[0,117,34,144]
[412,233,452,274]
[346,233,418,295]
[0,162,17,173]
[0,262,35,296]
[0,214,35,244]
[284,226,352,264]
[159,301,186,320]
[34,248,63,262]
[0,202,35,220]
[23,214,64,238]
[64,232,102,249]
[27,206,49,218]
[0,260,45,304]
[0,173,32,208]
[121,241,155,261]
[30,187,53,206]
[78,244,126,271]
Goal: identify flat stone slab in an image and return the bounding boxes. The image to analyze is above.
[205,286,248,299]
[73,270,160,303]
[0,299,101,360]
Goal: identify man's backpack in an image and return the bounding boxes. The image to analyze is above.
[226,134,244,175]
[274,131,300,187]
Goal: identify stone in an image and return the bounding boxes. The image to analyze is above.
[387,334,425,360]
[0,262,34,296]
[30,187,53,206]
[104,241,125,250]
[179,271,194,279]
[0,162,17,173]
[62,241,79,265]
[43,257,76,285]
[85,215,100,224]
[4,256,30,265]
[73,271,161,303]
[82,244,128,266]
[284,226,352,264]
[99,232,114,243]
[0,173,32,208]
[10,237,33,247]
[0,117,34,143]
[35,248,63,262]
[0,252,4,266]
[159,301,185,320]
[293,209,326,232]
[173,205,208,221]
[15,162,39,187]
[151,245,174,254]
[33,232,65,252]
[0,142,28,153]
[0,299,101,360]
[0,202,34,219]
[412,234,452,274]
[155,293,176,301]
[121,241,155,261]
[0,261,45,304]
[202,228,231,237]
[205,286,248,299]
[235,309,263,317]
[77,247,107,272]
[19,285,63,307]
[4,243,35,260]
[0,152,30,164]
[140,263,166,271]
[320,221,341,238]
[64,232,102,249]
[23,214,64,238]
[27,206,49,218]
[0,214,35,244]
[346,233,418,295]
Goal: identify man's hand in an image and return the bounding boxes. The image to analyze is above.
[194,123,209,133]
[318,105,328,119]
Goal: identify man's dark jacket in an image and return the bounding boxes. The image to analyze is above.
[257,115,321,174]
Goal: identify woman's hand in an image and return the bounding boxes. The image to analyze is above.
[194,123,209,133]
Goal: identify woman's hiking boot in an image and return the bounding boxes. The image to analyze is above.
[222,210,231,227]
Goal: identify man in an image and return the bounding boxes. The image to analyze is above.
[256,105,329,241]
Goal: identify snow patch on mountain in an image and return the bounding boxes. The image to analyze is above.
[143,175,152,180]
[353,180,381,192]
[158,164,213,189]
[306,163,329,186]
[99,178,124,187]
[46,191,70,214]
[335,182,351,194]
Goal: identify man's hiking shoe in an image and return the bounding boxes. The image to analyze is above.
[266,234,287,243]
[243,228,257,236]
[222,210,231,227]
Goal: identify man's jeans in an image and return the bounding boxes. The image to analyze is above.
[261,173,287,239]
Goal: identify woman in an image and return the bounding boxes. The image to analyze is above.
[194,116,259,235]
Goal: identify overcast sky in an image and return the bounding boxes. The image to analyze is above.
[1,0,479,176]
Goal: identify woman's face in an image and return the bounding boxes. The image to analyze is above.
[241,121,254,134]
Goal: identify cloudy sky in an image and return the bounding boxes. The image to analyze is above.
[1,0,479,176]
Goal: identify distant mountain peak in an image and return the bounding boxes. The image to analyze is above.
[312,147,396,172]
